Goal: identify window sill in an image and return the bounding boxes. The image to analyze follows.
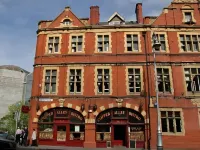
[69,93,83,95]
[186,92,200,96]
[68,51,85,54]
[179,51,200,53]
[158,92,173,97]
[94,51,112,54]
[124,51,141,53]
[162,132,185,136]
[45,53,61,55]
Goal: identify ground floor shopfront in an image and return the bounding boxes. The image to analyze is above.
[34,106,146,148]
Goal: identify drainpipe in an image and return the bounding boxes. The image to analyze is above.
[142,31,152,150]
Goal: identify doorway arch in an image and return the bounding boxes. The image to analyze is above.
[38,107,85,147]
[95,107,145,148]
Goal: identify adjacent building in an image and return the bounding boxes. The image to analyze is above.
[0,65,29,118]
[29,0,200,149]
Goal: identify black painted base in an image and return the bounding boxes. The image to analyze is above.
[157,146,163,150]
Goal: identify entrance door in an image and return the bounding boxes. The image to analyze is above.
[56,125,67,142]
[113,125,127,147]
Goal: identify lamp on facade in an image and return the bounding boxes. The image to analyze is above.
[88,105,93,113]
[88,104,97,113]
[81,104,85,112]
[152,32,163,150]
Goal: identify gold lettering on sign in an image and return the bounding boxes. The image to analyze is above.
[130,132,144,141]
[114,111,125,115]
[129,112,141,120]
[70,112,83,121]
[40,112,53,121]
[97,112,111,122]
[56,110,68,115]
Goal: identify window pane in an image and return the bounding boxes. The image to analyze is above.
[76,82,81,92]
[180,35,184,41]
[186,35,191,41]
[49,37,53,43]
[158,82,164,92]
[51,83,56,92]
[45,84,50,92]
[185,12,192,22]
[78,36,82,42]
[104,82,109,93]
[135,69,140,74]
[55,37,59,43]
[133,42,138,50]
[70,70,75,75]
[157,68,162,74]
[176,119,182,132]
[51,76,56,83]
[52,70,57,76]
[98,35,103,42]
[169,119,174,132]
[104,35,109,41]
[54,44,59,52]
[78,43,82,52]
[161,42,166,50]
[128,69,134,74]
[127,35,132,41]
[191,68,197,74]
[168,111,173,117]
[161,111,166,117]
[104,69,109,75]
[163,68,169,74]
[72,36,77,42]
[97,69,102,75]
[98,82,103,93]
[133,35,138,41]
[175,112,180,117]
[46,70,51,76]
[161,118,168,132]
[70,82,74,92]
[160,35,165,41]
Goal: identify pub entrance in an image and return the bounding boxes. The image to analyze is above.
[38,107,85,147]
[113,125,126,147]
[96,107,145,148]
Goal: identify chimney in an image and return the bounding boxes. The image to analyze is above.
[90,6,100,25]
[135,3,143,24]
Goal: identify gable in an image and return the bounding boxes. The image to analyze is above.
[108,12,125,23]
[47,7,85,28]
[151,0,200,26]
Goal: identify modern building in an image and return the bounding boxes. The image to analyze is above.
[0,65,30,118]
[29,0,200,149]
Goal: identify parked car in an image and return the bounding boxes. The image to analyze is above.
[0,132,15,141]
[0,137,17,150]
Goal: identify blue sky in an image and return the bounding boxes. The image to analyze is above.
[0,0,172,72]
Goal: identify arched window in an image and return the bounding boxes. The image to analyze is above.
[63,19,72,25]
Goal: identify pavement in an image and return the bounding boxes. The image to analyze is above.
[16,145,142,150]
[16,146,200,150]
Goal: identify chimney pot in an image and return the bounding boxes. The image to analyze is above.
[135,3,143,24]
[90,6,100,25]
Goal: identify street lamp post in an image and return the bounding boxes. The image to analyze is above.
[152,33,163,150]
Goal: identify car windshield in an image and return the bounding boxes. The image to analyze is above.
[0,133,8,138]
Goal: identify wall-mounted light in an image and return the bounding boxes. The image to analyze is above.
[88,104,97,113]
[81,104,85,112]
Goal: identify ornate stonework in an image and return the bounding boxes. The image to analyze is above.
[58,99,65,107]
[191,99,200,107]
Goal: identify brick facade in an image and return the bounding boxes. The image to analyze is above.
[29,0,200,149]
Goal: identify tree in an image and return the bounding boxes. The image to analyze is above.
[0,101,29,135]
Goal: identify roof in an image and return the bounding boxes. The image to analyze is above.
[0,65,29,74]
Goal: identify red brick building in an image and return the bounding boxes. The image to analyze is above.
[29,0,200,149]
